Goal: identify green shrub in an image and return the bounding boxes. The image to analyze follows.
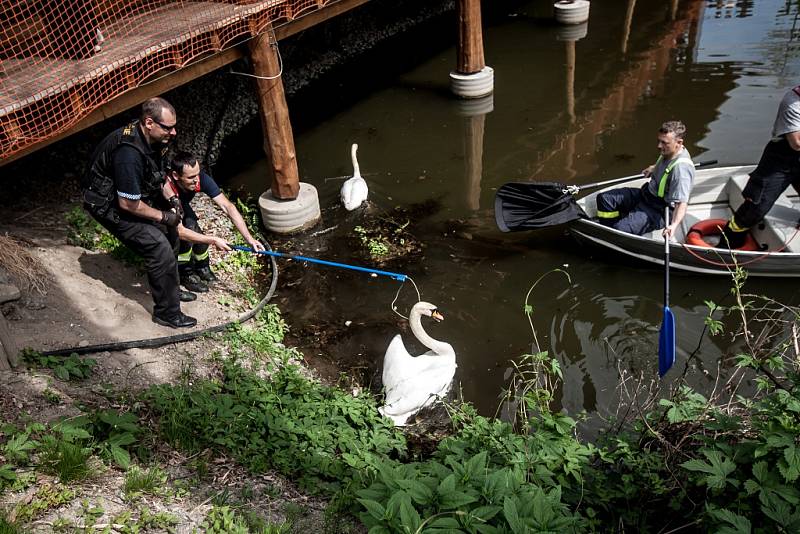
[147,360,405,495]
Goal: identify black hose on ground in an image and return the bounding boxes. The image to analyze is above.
[40,246,279,357]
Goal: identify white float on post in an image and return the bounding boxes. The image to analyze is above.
[450,67,495,99]
[258,182,321,234]
[554,0,590,25]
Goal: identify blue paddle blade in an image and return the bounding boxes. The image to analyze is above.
[658,306,676,377]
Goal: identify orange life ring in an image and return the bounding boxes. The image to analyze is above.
[685,218,759,251]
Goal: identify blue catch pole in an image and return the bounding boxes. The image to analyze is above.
[658,207,676,377]
[231,245,408,282]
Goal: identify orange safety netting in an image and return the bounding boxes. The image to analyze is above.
[0,0,326,162]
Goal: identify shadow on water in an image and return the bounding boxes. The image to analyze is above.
[220,0,800,431]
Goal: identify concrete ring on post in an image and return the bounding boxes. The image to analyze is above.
[554,0,590,25]
[259,182,321,234]
[450,66,494,99]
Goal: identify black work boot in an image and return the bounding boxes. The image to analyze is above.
[195,264,218,283]
[152,311,197,329]
[179,290,197,302]
[721,223,748,249]
[181,273,209,293]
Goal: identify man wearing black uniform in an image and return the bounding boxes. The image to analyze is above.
[165,151,265,293]
[721,85,800,248]
[81,97,230,328]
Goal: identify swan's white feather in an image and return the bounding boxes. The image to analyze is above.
[379,302,456,426]
[340,143,368,211]
[341,176,368,211]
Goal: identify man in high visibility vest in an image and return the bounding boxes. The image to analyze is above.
[165,151,265,293]
[596,120,695,238]
[721,86,800,248]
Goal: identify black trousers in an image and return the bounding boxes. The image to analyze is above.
[92,209,181,317]
[596,185,668,235]
[733,138,800,228]
[177,203,210,271]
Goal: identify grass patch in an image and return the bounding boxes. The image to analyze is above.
[38,437,92,482]
[123,465,168,500]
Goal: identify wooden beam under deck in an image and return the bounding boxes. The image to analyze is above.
[1,0,371,167]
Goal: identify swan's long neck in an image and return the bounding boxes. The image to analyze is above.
[351,144,361,178]
[409,310,451,355]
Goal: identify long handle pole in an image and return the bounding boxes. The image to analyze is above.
[573,160,717,193]
[231,245,408,282]
[664,206,670,308]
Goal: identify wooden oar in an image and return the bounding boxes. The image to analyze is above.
[658,206,676,377]
[494,160,717,232]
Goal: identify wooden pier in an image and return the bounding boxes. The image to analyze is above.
[0,0,370,166]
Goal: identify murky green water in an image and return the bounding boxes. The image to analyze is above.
[225,0,800,429]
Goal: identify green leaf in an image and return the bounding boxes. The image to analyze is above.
[707,507,751,534]
[407,480,433,506]
[0,464,17,483]
[359,499,387,521]
[109,445,131,469]
[779,445,800,483]
[399,499,421,533]
[438,474,457,496]
[760,494,797,528]
[680,449,738,490]
[440,491,478,510]
[386,490,411,519]
[427,517,461,528]
[464,451,488,479]
[54,366,70,381]
[470,505,502,522]
[503,497,524,534]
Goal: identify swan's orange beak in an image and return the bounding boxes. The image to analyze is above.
[431,310,444,322]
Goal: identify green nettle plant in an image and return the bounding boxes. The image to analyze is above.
[22,350,97,381]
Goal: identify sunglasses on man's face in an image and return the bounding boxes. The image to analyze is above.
[152,118,176,132]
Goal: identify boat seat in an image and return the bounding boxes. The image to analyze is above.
[726,174,800,253]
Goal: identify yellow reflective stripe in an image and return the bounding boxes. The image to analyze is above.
[193,249,209,261]
[596,210,619,219]
[729,217,749,232]
[657,157,693,198]
[178,251,192,263]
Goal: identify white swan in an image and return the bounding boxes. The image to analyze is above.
[340,143,368,211]
[379,302,457,426]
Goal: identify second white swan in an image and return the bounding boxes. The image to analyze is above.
[379,301,457,426]
[340,143,368,211]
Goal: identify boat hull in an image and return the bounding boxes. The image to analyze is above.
[571,165,800,277]
[569,218,800,277]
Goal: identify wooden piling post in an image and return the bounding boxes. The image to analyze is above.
[451,0,493,98]
[248,29,300,200]
[456,0,485,75]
